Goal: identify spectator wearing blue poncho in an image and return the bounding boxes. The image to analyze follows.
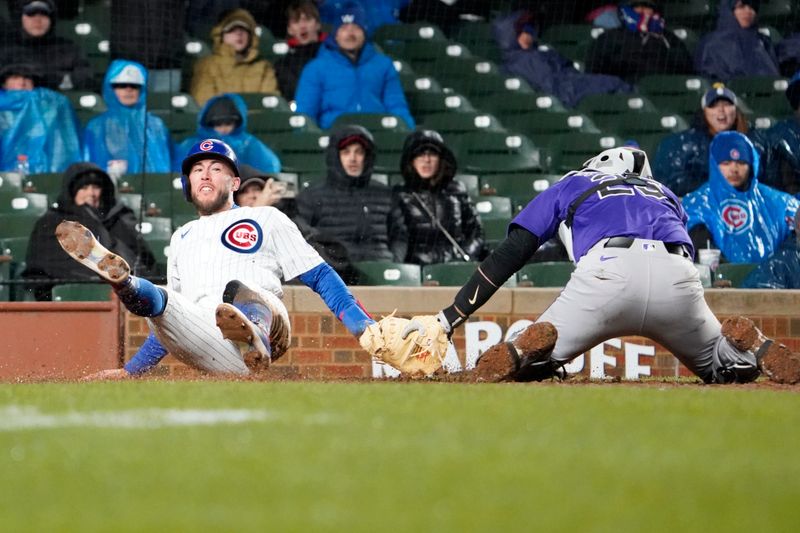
[742,216,800,289]
[83,60,172,175]
[683,131,798,264]
[694,0,779,82]
[172,93,281,174]
[0,63,81,173]
[295,1,415,130]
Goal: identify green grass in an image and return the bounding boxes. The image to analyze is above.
[1,381,799,532]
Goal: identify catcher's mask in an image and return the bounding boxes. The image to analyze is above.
[583,146,653,178]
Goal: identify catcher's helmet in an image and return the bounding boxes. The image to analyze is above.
[582,146,653,179]
[180,138,240,201]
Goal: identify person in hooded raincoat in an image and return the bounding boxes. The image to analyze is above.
[0,63,81,173]
[82,60,172,175]
[683,131,798,264]
[172,93,280,174]
[694,0,779,82]
[493,9,631,108]
[21,162,156,300]
[764,70,800,195]
[742,215,800,289]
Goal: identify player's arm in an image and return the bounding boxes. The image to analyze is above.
[438,225,540,333]
[298,263,375,336]
[82,332,168,380]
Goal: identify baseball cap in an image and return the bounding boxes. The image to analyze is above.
[110,64,145,86]
[222,19,251,33]
[23,1,53,16]
[701,84,738,108]
[710,131,754,166]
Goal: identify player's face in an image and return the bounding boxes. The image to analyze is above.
[21,12,51,37]
[704,100,737,134]
[412,151,440,180]
[733,2,757,28]
[212,121,236,135]
[339,143,366,177]
[288,13,321,45]
[223,27,251,52]
[719,160,750,189]
[113,84,141,106]
[74,184,102,209]
[3,75,34,90]
[237,182,264,207]
[189,159,241,215]
[336,23,365,53]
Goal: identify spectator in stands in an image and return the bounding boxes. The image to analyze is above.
[765,70,800,195]
[110,0,186,93]
[172,93,281,174]
[274,1,327,101]
[295,1,415,129]
[319,0,408,36]
[585,1,693,84]
[21,162,156,300]
[742,215,800,289]
[233,164,281,208]
[683,131,798,264]
[190,8,279,106]
[295,125,397,278]
[653,84,771,196]
[83,60,172,174]
[694,0,780,82]
[0,63,81,173]
[776,34,800,77]
[388,130,485,265]
[0,0,91,90]
[494,10,632,108]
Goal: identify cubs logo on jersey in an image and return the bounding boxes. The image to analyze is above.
[720,199,751,234]
[221,219,263,253]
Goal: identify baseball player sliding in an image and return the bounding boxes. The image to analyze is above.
[59,138,391,379]
[407,146,800,384]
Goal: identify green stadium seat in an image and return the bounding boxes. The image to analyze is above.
[501,111,601,143]
[630,133,671,162]
[147,92,200,113]
[757,0,795,32]
[51,283,112,301]
[517,262,575,287]
[603,112,689,138]
[23,173,63,195]
[118,193,143,215]
[0,172,23,193]
[540,24,601,63]
[269,132,329,174]
[236,93,291,112]
[479,91,566,116]
[661,0,714,31]
[713,263,758,288]
[172,213,196,229]
[330,113,412,132]
[420,112,506,136]
[137,217,173,241]
[546,133,624,173]
[353,261,421,286]
[475,196,513,219]
[431,57,502,93]
[0,260,10,302]
[0,236,30,300]
[422,261,517,287]
[146,238,171,277]
[694,263,712,289]
[637,75,711,118]
[727,76,793,118]
[480,217,512,248]
[391,40,474,74]
[454,22,502,63]
[461,75,536,103]
[0,192,49,215]
[0,214,40,238]
[454,173,480,198]
[249,112,321,135]
[454,132,543,174]
[757,25,783,45]
[64,90,107,127]
[398,72,444,95]
[407,91,476,117]
[478,174,556,201]
[576,94,659,130]
[371,130,407,173]
[374,22,447,56]
[137,173,182,194]
[671,26,701,54]
[158,112,199,140]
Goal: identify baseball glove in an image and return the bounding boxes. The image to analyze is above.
[359,312,449,377]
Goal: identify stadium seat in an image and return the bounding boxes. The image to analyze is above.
[546,133,623,173]
[637,75,711,119]
[0,236,29,301]
[661,0,714,31]
[249,111,321,135]
[391,40,474,75]
[353,261,421,286]
[431,57,502,94]
[137,217,173,241]
[603,112,689,138]
[694,263,712,289]
[269,132,330,174]
[757,0,795,32]
[236,92,291,112]
[478,174,556,201]
[455,173,480,198]
[422,261,517,287]
[501,111,601,143]
[330,113,412,132]
[172,213,196,229]
[398,72,444,96]
[479,91,566,116]
[475,196,513,248]
[480,217,512,249]
[757,25,784,45]
[576,94,659,130]
[21,173,61,195]
[420,112,506,136]
[118,193,143,216]
[0,192,49,216]
[454,21,502,63]
[407,91,476,117]
[713,263,758,288]
[51,283,111,301]
[0,172,23,193]
[147,92,200,113]
[461,75,537,104]
[671,26,701,55]
[0,214,40,239]
[727,76,793,118]
[0,260,10,302]
[158,111,199,140]
[141,173,182,194]
[374,22,447,48]
[146,238,171,277]
[371,130,407,173]
[517,262,575,287]
[64,90,107,126]
[454,132,543,174]
[540,24,602,63]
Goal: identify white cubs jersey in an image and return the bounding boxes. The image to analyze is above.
[168,206,324,309]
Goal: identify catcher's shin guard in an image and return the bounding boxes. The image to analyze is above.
[55,221,130,284]
[721,316,800,384]
[474,322,559,382]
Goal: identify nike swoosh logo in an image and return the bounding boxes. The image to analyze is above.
[599,255,617,262]
[468,286,479,305]
[180,227,192,239]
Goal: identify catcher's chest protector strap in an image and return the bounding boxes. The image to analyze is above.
[565,174,680,228]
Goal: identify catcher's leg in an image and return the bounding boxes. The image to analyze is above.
[717,317,800,384]
[55,220,166,317]
[473,322,559,382]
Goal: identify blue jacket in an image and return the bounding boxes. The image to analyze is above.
[765,116,800,192]
[653,118,770,196]
[683,132,798,263]
[742,237,800,289]
[694,0,779,81]
[83,60,172,173]
[295,37,415,130]
[0,87,81,173]
[172,93,281,173]
[493,12,631,108]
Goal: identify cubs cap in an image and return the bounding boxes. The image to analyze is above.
[701,84,737,108]
[710,131,754,166]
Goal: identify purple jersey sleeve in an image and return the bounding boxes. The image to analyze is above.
[512,171,693,260]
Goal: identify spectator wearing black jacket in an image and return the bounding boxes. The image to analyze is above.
[0,0,91,90]
[274,0,327,101]
[389,130,485,266]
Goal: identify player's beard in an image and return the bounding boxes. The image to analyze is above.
[192,188,230,216]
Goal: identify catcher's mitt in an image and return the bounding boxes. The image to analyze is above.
[359,312,449,377]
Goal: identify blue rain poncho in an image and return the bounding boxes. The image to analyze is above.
[0,87,81,173]
[172,93,280,173]
[683,131,798,263]
[83,60,172,173]
[742,237,800,289]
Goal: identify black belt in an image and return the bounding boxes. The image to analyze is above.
[604,237,690,258]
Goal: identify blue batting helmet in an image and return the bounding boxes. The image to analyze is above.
[180,138,240,201]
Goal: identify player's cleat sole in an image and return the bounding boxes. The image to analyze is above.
[474,322,558,382]
[55,220,130,284]
[223,280,290,361]
[215,303,270,373]
[722,316,800,384]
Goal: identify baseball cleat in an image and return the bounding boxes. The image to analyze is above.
[217,280,276,372]
[55,220,130,284]
[721,316,800,384]
[474,322,559,382]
